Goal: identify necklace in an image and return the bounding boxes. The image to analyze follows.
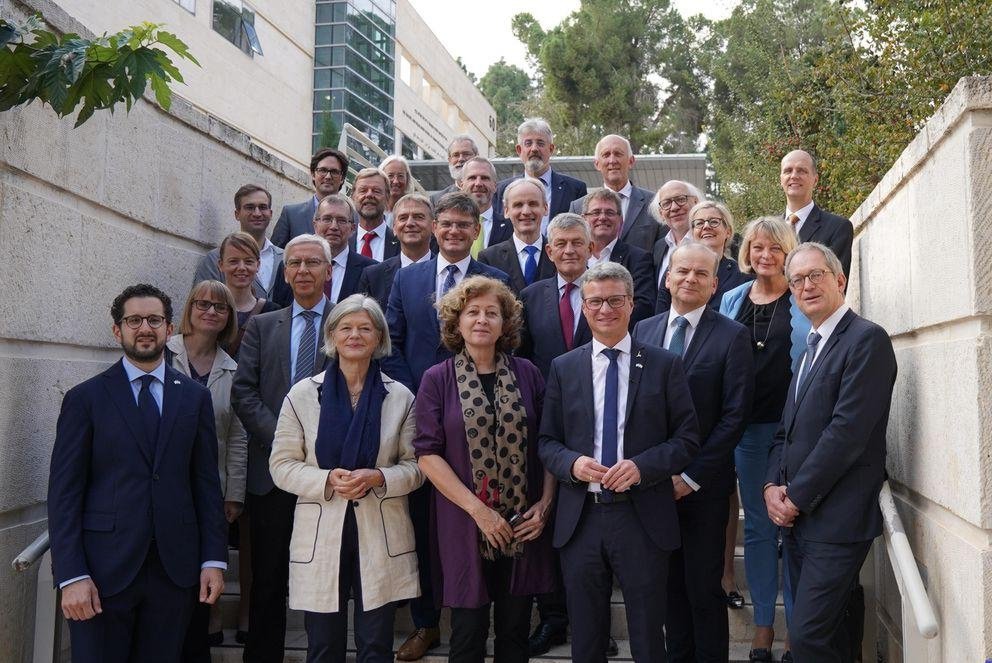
[752,295,780,350]
[349,388,362,407]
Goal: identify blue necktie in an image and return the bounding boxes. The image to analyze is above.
[797,331,822,396]
[668,315,689,356]
[600,348,621,502]
[138,374,160,457]
[441,264,458,297]
[523,245,539,285]
[294,310,318,383]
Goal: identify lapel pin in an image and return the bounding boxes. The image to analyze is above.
[635,363,644,369]
[173,380,181,384]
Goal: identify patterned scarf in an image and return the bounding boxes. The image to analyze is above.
[454,350,529,560]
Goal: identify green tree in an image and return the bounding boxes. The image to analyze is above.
[512,0,705,155]
[478,58,532,154]
[0,15,198,126]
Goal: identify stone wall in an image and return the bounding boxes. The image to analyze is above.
[0,3,311,660]
[849,76,992,662]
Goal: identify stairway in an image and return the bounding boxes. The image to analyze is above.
[210,512,788,662]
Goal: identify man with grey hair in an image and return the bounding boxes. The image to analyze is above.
[652,179,705,287]
[494,118,587,236]
[350,167,400,262]
[569,134,659,253]
[233,233,333,662]
[540,260,699,663]
[431,134,480,205]
[457,156,511,254]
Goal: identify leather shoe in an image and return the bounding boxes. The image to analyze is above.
[725,589,746,609]
[528,622,567,656]
[396,627,441,661]
[781,652,793,663]
[606,636,619,657]
[748,648,773,662]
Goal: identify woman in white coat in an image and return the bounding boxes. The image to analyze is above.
[270,294,422,663]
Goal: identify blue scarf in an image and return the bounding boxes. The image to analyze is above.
[314,360,387,471]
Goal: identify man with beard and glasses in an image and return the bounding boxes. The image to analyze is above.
[48,284,227,663]
[431,134,479,206]
[272,147,349,248]
[651,180,704,288]
[494,118,587,237]
[350,167,401,263]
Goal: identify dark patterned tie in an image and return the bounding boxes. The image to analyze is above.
[440,264,458,297]
[294,310,318,383]
[797,331,822,396]
[138,374,160,457]
[668,316,689,356]
[600,348,621,502]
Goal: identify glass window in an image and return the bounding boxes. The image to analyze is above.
[314,69,331,89]
[315,4,335,24]
[174,0,195,13]
[212,0,262,56]
[315,47,332,66]
[315,26,332,46]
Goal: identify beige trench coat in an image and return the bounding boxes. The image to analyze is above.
[269,370,423,613]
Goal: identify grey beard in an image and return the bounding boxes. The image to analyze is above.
[449,164,463,180]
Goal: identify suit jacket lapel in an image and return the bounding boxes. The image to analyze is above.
[645,311,669,349]
[798,205,822,243]
[154,368,182,469]
[103,362,152,467]
[576,346,596,455]
[314,310,330,375]
[502,243,527,290]
[619,187,646,242]
[549,171,563,215]
[683,309,716,368]
[793,309,854,410]
[625,344,645,422]
[275,306,293,390]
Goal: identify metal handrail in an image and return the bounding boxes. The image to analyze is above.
[12,531,50,572]
[878,481,939,639]
[337,123,427,195]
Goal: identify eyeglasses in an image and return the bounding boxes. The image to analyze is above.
[314,215,352,226]
[787,269,833,289]
[119,315,167,329]
[582,209,620,218]
[192,300,230,314]
[660,195,693,210]
[582,295,630,310]
[314,167,342,177]
[692,217,725,229]
[436,221,476,231]
[285,258,328,270]
[240,203,270,212]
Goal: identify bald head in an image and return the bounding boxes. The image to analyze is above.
[594,134,635,190]
[780,150,819,209]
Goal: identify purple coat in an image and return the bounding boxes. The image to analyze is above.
[414,356,556,609]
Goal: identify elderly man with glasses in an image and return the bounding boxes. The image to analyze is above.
[651,180,705,288]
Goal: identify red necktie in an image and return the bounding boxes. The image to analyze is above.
[323,263,334,301]
[361,231,375,259]
[560,282,575,350]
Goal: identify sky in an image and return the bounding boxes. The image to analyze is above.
[407,0,739,80]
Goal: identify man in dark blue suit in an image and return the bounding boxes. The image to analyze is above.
[358,193,434,310]
[493,118,587,237]
[48,284,227,662]
[539,262,699,663]
[271,147,349,248]
[458,157,511,253]
[386,191,509,661]
[765,242,896,661]
[633,243,754,662]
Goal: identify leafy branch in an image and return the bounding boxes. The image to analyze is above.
[0,15,199,126]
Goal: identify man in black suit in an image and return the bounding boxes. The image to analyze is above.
[764,242,896,662]
[632,243,754,662]
[48,284,227,663]
[358,193,434,310]
[494,118,587,236]
[350,167,401,262]
[651,179,704,288]
[430,134,478,206]
[272,147,348,248]
[781,150,854,277]
[477,178,556,294]
[458,156,511,253]
[569,134,659,253]
[232,234,333,663]
[539,261,699,663]
[583,188,656,326]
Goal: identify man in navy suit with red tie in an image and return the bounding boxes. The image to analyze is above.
[48,284,227,662]
[539,262,699,663]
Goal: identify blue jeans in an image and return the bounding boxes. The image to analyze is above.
[735,422,794,627]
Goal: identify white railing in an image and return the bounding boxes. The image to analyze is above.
[336,123,427,195]
[11,530,59,663]
[879,481,939,661]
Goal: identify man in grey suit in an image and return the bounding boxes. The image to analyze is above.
[232,233,333,662]
[569,134,659,253]
[430,134,479,205]
[271,147,349,248]
[192,184,284,297]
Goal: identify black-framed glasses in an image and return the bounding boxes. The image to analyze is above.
[692,217,725,229]
[314,167,342,177]
[582,209,620,218]
[119,315,167,329]
[582,295,630,310]
[314,215,352,226]
[240,203,271,212]
[660,195,693,210]
[788,269,833,289]
[192,300,230,314]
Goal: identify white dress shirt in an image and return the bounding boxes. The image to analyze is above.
[588,237,619,269]
[538,170,553,236]
[589,334,631,493]
[328,246,349,304]
[615,180,633,222]
[795,303,850,398]
[786,200,816,235]
[257,238,277,291]
[658,230,689,286]
[289,297,328,384]
[436,254,472,299]
[358,219,389,262]
[480,206,494,246]
[400,250,432,268]
[557,273,582,334]
[513,234,544,275]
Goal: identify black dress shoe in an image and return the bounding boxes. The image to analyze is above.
[748,648,773,662]
[606,636,619,657]
[528,622,566,656]
[234,630,249,645]
[725,590,746,609]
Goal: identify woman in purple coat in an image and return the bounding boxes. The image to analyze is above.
[414,276,556,663]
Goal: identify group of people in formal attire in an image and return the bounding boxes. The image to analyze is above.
[47,117,896,663]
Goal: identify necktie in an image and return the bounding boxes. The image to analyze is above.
[294,310,318,383]
[789,213,800,233]
[523,245,539,285]
[323,260,335,301]
[471,217,486,259]
[668,316,689,356]
[138,374,160,457]
[600,348,621,502]
[360,231,375,259]
[797,331,822,396]
[559,282,575,350]
[440,264,458,298]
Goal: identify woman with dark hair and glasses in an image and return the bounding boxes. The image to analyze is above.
[168,280,248,659]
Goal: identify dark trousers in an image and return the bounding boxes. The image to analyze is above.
[304,505,396,663]
[448,556,532,663]
[67,545,195,663]
[665,496,731,663]
[783,524,872,663]
[244,486,297,663]
[408,483,440,628]
[180,600,211,663]
[534,554,568,631]
[560,499,669,663]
